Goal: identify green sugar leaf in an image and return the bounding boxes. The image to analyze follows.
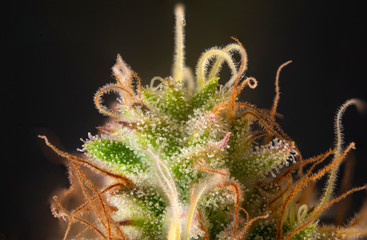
[120,185,167,240]
[293,225,315,240]
[246,222,277,240]
[191,77,219,110]
[142,83,189,121]
[200,188,234,238]
[141,87,159,104]
[85,139,142,165]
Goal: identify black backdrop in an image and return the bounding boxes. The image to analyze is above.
[4,0,367,239]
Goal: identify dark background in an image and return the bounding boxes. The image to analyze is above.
[4,0,367,239]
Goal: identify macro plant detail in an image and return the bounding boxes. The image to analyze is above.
[40,4,367,240]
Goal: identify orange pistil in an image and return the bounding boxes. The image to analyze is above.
[284,185,367,240]
[94,84,134,117]
[235,213,269,240]
[228,181,241,237]
[40,135,131,239]
[277,142,355,240]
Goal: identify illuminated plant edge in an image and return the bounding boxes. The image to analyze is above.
[40,4,367,240]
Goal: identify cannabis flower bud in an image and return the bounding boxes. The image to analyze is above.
[40,4,367,240]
